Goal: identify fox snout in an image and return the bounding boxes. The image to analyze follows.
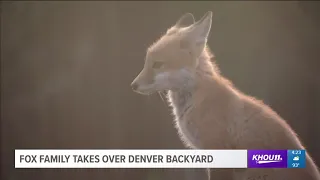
[131,69,156,95]
[131,75,142,93]
[131,67,195,95]
[131,82,138,91]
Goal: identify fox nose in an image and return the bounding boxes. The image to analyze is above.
[131,82,138,91]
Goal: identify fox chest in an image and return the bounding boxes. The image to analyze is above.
[168,91,203,148]
[168,90,231,149]
[174,112,203,149]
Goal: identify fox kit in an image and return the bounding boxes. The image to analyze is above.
[131,11,320,180]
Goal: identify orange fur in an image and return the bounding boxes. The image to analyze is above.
[131,11,320,180]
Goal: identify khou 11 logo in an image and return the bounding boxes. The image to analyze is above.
[247,150,287,168]
[247,150,306,168]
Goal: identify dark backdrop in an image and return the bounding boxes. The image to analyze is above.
[1,1,320,180]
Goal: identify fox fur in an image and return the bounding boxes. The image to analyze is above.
[131,11,320,180]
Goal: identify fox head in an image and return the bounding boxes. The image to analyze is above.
[131,11,213,95]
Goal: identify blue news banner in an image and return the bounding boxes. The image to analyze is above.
[247,150,306,168]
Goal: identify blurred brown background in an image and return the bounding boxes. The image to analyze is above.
[1,1,320,180]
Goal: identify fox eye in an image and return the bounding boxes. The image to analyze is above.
[152,61,164,69]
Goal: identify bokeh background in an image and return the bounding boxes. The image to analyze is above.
[1,1,320,180]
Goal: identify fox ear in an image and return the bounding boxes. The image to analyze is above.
[188,11,212,44]
[175,13,195,27]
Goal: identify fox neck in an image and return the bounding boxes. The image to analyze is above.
[167,47,219,119]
